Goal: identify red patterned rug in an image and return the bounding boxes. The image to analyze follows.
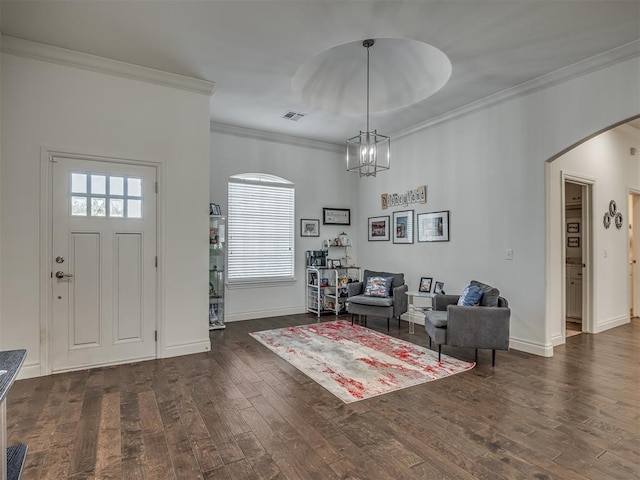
[249,320,475,403]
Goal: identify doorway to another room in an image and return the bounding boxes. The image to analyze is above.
[564,181,587,337]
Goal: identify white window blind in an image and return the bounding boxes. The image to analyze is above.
[227,174,295,284]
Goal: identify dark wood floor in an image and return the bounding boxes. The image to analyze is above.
[7,314,639,479]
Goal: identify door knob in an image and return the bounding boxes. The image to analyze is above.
[55,271,73,279]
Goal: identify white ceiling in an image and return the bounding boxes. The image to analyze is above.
[2,0,639,145]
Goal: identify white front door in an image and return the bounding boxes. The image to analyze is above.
[51,156,157,372]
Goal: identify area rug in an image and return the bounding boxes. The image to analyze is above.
[249,320,475,403]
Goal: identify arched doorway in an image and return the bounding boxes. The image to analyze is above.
[545,116,640,348]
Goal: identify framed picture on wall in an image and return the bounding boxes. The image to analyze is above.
[300,218,320,237]
[323,208,350,225]
[417,210,450,242]
[210,203,221,216]
[567,237,580,248]
[393,210,414,244]
[368,215,390,241]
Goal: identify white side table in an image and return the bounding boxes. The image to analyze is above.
[406,291,434,334]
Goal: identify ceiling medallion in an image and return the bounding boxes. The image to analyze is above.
[292,38,452,114]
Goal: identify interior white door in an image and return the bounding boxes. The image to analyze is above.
[51,156,157,372]
[632,193,640,317]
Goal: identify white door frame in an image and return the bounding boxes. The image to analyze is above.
[39,148,162,376]
[561,172,595,336]
[628,187,640,318]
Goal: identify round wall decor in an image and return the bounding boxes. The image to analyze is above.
[615,212,623,229]
[603,212,611,229]
[609,200,617,216]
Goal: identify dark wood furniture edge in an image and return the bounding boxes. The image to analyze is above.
[0,350,27,403]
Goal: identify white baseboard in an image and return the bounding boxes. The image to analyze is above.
[509,337,554,357]
[16,362,42,380]
[226,306,306,322]
[162,339,211,358]
[593,314,629,333]
[550,333,565,347]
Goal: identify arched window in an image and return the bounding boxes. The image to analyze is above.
[227,173,295,284]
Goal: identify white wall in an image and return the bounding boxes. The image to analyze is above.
[210,130,358,321]
[1,53,212,377]
[209,56,639,356]
[0,16,3,351]
[548,128,640,341]
[355,56,640,356]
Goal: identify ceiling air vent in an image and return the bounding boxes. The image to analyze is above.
[282,111,306,121]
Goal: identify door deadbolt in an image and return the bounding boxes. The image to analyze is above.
[55,256,65,264]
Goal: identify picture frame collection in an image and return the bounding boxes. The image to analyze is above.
[274,201,454,296]
[299,207,453,245]
[300,208,351,237]
[368,209,450,244]
[417,276,445,295]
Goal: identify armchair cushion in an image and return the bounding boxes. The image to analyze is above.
[471,280,500,307]
[364,276,393,297]
[348,295,394,307]
[425,310,448,328]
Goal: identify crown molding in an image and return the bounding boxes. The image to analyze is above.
[210,122,343,153]
[393,40,640,141]
[1,35,215,96]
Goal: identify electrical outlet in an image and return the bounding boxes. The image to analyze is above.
[505,249,513,260]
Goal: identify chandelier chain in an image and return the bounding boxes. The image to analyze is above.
[366,41,370,133]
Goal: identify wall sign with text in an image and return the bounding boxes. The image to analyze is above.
[381,185,426,210]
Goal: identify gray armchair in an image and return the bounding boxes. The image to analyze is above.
[347,270,408,332]
[424,280,510,366]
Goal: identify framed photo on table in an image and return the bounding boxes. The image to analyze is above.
[434,281,445,295]
[419,277,433,293]
[417,210,450,242]
[300,218,320,237]
[323,208,350,225]
[368,215,390,241]
[393,210,414,244]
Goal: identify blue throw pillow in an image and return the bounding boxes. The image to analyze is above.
[457,285,484,306]
[364,276,393,297]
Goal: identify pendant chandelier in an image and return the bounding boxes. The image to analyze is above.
[346,39,390,178]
